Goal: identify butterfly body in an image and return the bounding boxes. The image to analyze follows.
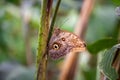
[48,28,86,60]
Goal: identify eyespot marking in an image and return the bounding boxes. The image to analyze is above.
[62,37,65,41]
[52,43,61,50]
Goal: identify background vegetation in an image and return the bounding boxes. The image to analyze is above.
[0,0,119,80]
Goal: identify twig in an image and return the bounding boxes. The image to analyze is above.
[59,0,95,80]
[21,0,33,66]
[48,0,62,42]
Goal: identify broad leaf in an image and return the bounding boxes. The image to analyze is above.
[87,38,118,54]
[99,44,120,80]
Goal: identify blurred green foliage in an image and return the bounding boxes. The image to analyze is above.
[112,0,120,6]
[0,0,119,80]
[0,4,26,64]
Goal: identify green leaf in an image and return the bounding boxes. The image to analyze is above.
[87,38,118,54]
[112,0,120,6]
[99,44,119,80]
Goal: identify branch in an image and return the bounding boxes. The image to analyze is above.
[59,0,95,80]
[48,0,62,42]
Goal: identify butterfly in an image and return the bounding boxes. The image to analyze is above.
[48,28,86,60]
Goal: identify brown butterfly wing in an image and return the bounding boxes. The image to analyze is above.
[48,28,86,60]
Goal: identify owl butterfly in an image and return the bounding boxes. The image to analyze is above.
[48,28,86,60]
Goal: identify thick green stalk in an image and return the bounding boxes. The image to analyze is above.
[37,0,48,65]
[36,0,49,80]
[36,0,61,80]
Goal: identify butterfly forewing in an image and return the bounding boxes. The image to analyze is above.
[48,28,86,60]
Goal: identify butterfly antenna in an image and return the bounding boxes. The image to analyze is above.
[59,18,70,28]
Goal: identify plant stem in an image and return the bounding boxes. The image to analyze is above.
[48,0,62,42]
[59,0,95,80]
[36,0,52,80]
[36,0,61,80]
